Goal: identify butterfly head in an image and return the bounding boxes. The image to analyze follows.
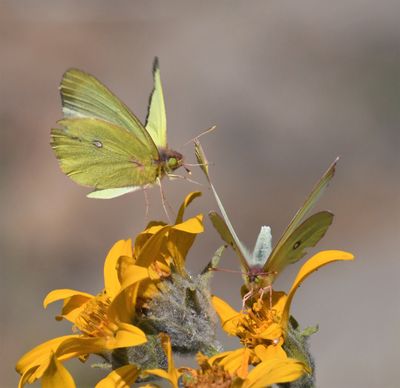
[160,148,184,173]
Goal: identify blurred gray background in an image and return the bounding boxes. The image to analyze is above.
[1,1,399,387]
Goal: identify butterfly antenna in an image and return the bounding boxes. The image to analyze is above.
[167,173,203,186]
[209,267,252,278]
[183,162,214,167]
[182,125,217,147]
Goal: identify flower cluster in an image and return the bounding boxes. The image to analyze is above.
[16,192,354,387]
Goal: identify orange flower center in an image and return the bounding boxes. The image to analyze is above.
[182,356,233,388]
[74,292,118,337]
[236,300,280,348]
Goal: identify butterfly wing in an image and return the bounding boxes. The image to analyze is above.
[264,211,334,282]
[145,58,167,148]
[195,139,251,271]
[209,211,251,273]
[251,226,272,268]
[87,186,143,199]
[60,68,156,149]
[51,118,160,191]
[268,158,338,262]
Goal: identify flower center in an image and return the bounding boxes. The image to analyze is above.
[183,359,232,388]
[74,292,117,337]
[237,300,280,348]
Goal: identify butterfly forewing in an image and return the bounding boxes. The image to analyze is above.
[51,118,160,189]
[269,158,338,260]
[61,68,156,149]
[209,211,251,273]
[264,211,334,281]
[145,58,167,148]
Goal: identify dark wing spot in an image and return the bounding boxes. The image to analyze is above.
[293,241,301,249]
[92,140,103,148]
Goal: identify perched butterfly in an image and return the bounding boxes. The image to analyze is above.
[51,58,185,204]
[195,141,337,304]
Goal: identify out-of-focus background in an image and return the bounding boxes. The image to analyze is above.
[1,1,399,387]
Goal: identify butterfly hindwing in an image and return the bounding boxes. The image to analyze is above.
[250,226,272,268]
[87,186,143,199]
[145,58,167,148]
[51,118,160,189]
[264,211,334,280]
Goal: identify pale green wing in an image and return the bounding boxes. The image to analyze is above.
[145,58,167,148]
[209,211,251,272]
[269,158,338,260]
[264,211,334,282]
[195,139,251,270]
[60,68,156,148]
[87,186,143,199]
[51,118,160,190]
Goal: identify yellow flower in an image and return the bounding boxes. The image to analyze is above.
[95,334,180,388]
[16,240,149,387]
[181,351,306,388]
[211,250,354,379]
[16,192,207,387]
[43,240,149,355]
[123,192,221,357]
[16,336,78,388]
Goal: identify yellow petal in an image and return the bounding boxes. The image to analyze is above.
[211,296,240,335]
[134,224,164,255]
[16,335,79,376]
[113,323,147,349]
[211,348,247,376]
[160,334,178,378]
[236,347,250,380]
[95,365,140,388]
[108,281,143,323]
[175,191,202,224]
[18,366,39,388]
[135,226,170,267]
[118,262,150,291]
[43,289,93,323]
[57,324,146,356]
[172,214,204,233]
[254,344,287,361]
[243,358,306,388]
[42,353,76,388]
[104,239,133,298]
[145,334,180,388]
[56,337,108,358]
[258,323,283,341]
[166,216,203,275]
[145,369,176,387]
[145,369,181,388]
[282,250,354,328]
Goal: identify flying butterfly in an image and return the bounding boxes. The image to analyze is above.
[195,141,337,304]
[51,58,186,210]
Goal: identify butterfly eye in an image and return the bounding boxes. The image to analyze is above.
[293,241,301,250]
[168,157,177,168]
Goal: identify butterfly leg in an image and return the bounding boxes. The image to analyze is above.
[143,187,150,220]
[259,285,273,309]
[242,289,255,310]
[157,177,173,222]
